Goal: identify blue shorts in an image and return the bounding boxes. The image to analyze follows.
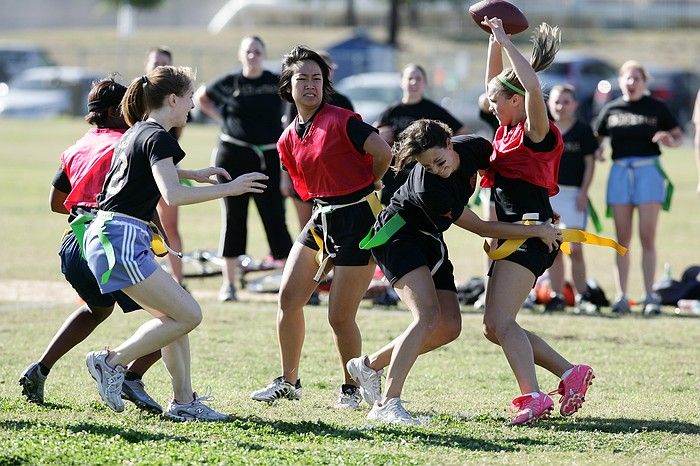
[84,213,159,294]
[59,232,141,312]
[607,156,665,206]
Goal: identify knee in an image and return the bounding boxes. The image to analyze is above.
[86,305,114,324]
[482,316,508,343]
[436,315,461,344]
[639,235,656,251]
[328,311,355,331]
[180,303,202,331]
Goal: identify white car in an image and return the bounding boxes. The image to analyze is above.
[0,66,104,119]
[335,72,401,124]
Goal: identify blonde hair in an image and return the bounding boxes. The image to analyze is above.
[619,60,648,82]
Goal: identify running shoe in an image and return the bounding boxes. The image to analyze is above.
[346,356,383,406]
[19,362,47,404]
[611,295,631,314]
[574,293,599,315]
[250,376,302,402]
[86,350,125,412]
[544,293,566,312]
[218,283,237,302]
[165,391,229,421]
[509,391,554,426]
[550,364,594,416]
[368,398,419,426]
[643,293,662,316]
[121,378,163,414]
[335,384,362,409]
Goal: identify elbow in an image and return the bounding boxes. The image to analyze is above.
[160,189,185,207]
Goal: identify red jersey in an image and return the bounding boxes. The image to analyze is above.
[61,128,126,211]
[481,120,563,196]
[277,104,374,201]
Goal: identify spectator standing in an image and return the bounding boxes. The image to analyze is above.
[545,84,599,313]
[195,36,293,302]
[594,61,683,315]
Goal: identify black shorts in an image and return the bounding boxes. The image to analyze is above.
[59,232,141,313]
[371,230,456,292]
[488,237,558,284]
[297,200,374,266]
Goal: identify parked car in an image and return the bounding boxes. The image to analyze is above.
[537,51,617,122]
[0,66,103,119]
[334,72,401,124]
[593,67,700,129]
[0,44,53,84]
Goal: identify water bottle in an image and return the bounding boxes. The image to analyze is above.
[674,299,700,315]
[657,263,673,289]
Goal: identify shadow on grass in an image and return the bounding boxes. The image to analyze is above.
[228,415,542,452]
[0,420,194,443]
[548,417,700,434]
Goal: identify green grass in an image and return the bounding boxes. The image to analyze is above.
[0,116,699,463]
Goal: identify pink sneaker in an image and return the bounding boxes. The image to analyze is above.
[509,391,554,426]
[550,364,594,416]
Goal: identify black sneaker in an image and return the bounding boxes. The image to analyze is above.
[19,363,47,404]
[544,293,566,312]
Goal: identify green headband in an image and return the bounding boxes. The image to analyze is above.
[497,75,526,96]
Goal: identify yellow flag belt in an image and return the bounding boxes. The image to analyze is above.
[484,223,627,260]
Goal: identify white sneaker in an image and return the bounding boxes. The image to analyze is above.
[165,391,229,421]
[368,398,419,426]
[250,376,302,402]
[86,350,125,412]
[346,356,382,406]
[335,384,362,409]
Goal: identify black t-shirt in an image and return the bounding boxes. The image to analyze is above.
[205,70,283,144]
[379,135,492,233]
[594,95,678,160]
[557,120,598,187]
[494,131,557,223]
[377,98,462,135]
[283,91,353,127]
[98,121,185,221]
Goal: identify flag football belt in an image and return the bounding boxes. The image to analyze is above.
[308,191,382,282]
[358,212,447,276]
[482,218,627,261]
[69,210,180,285]
[606,157,673,217]
[219,133,276,171]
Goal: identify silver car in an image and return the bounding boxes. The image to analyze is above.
[0,66,104,118]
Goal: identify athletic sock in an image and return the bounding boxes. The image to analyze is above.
[560,367,574,381]
[38,363,50,376]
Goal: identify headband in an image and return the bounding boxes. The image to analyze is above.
[497,75,525,96]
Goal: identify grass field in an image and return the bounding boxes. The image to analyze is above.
[0,113,699,463]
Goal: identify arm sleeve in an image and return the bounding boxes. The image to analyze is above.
[52,167,71,193]
[147,133,186,167]
[346,117,379,153]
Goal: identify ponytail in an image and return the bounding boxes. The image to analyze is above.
[121,65,195,127]
[496,23,561,98]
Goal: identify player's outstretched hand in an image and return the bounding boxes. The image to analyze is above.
[227,172,269,196]
[537,220,562,252]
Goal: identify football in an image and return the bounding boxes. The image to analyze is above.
[468,0,529,35]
